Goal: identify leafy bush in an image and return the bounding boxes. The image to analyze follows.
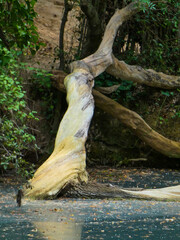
[113,0,179,74]
[0,45,38,177]
[95,72,135,102]
[0,0,40,53]
[0,0,45,177]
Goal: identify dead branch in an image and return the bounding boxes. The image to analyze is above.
[106,55,180,89]
[95,84,121,94]
[52,71,180,158]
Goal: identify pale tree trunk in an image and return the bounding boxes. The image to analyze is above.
[25,69,94,199]
[25,2,180,201]
[53,72,180,158]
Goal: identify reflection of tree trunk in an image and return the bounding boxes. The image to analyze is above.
[25,2,180,201]
[34,221,82,240]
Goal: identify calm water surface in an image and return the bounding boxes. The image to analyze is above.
[0,170,180,240]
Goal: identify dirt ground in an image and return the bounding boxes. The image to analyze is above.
[31,0,80,70]
[35,0,64,46]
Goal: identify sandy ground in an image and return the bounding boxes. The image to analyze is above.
[30,0,80,70]
[35,0,64,47]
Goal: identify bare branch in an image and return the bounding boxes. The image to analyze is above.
[71,1,142,78]
[52,71,180,158]
[107,55,180,89]
[94,90,180,158]
[95,84,121,94]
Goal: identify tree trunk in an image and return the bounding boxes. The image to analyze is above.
[25,68,94,199]
[80,0,105,57]
[59,0,72,70]
[25,1,180,201]
[52,71,180,158]
[61,182,180,201]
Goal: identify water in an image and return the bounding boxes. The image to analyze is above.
[0,169,180,240]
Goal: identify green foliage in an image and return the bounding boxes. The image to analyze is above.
[133,0,156,12]
[95,72,117,87]
[172,108,180,119]
[0,46,38,177]
[154,89,179,126]
[0,0,44,177]
[0,0,41,53]
[28,67,55,122]
[161,91,174,97]
[95,72,135,102]
[114,0,179,74]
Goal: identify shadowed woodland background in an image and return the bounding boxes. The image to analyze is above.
[0,0,179,180]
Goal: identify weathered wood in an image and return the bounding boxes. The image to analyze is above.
[25,1,141,199]
[94,90,180,158]
[25,69,95,199]
[25,1,180,200]
[95,84,121,94]
[52,71,180,158]
[107,55,180,89]
[61,182,180,201]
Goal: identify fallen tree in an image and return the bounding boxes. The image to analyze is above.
[25,1,180,201]
[52,70,180,158]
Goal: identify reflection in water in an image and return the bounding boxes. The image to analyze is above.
[34,216,180,240]
[32,199,180,240]
[34,221,82,240]
[0,169,180,240]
